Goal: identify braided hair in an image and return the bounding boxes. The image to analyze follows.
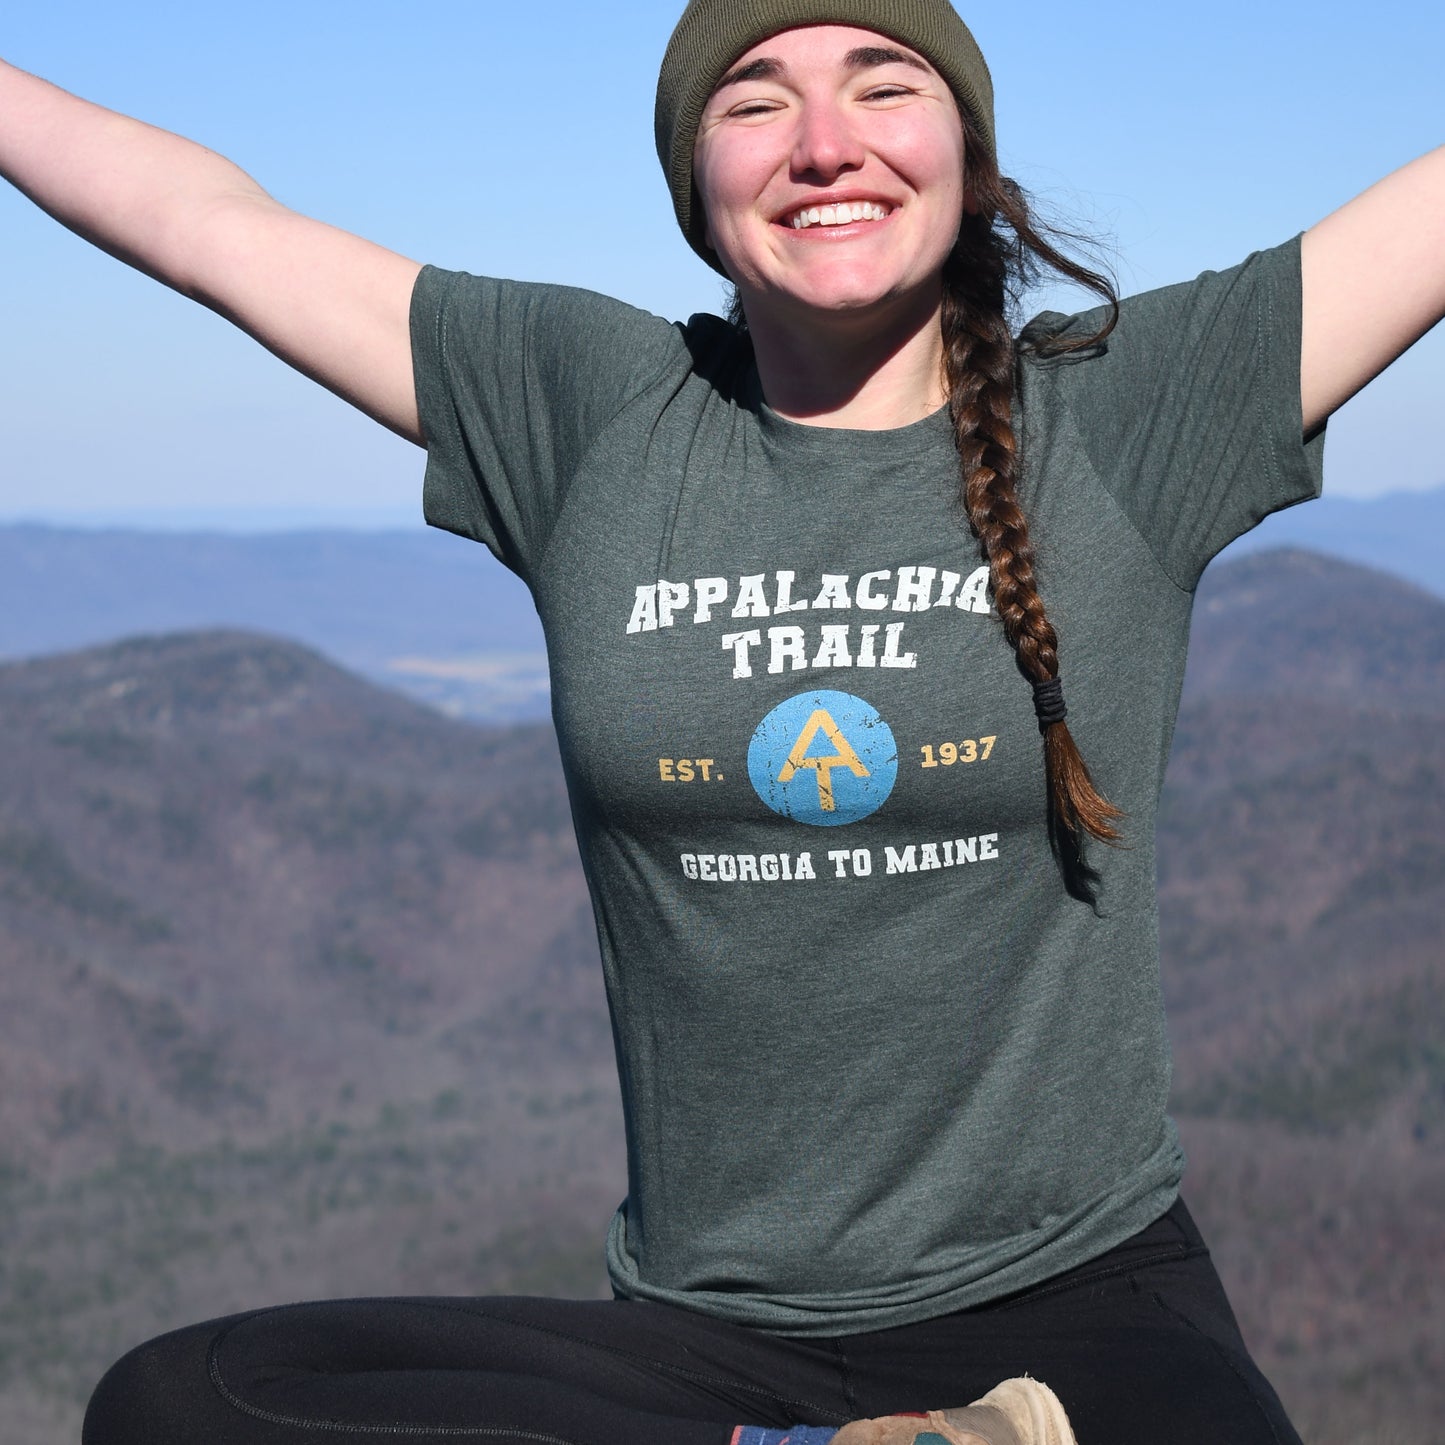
[942,118,1122,854]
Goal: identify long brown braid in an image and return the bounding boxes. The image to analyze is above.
[941,124,1123,851]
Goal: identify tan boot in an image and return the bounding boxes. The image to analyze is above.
[830,1377,1075,1445]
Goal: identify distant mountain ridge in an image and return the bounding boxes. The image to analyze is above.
[2,484,1440,722]
[1214,483,1444,598]
[0,523,547,722]
[0,549,1440,1445]
[1185,545,1445,711]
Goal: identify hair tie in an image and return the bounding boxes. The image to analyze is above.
[1032,676,1067,731]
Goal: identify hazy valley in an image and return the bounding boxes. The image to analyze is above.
[0,546,1440,1445]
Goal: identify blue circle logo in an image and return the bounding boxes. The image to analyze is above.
[747,690,898,826]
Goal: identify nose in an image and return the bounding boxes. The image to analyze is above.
[789,98,864,183]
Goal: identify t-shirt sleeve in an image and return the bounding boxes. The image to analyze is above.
[410,268,685,579]
[1030,234,1325,591]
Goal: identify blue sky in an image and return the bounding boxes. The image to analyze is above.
[2,0,1441,524]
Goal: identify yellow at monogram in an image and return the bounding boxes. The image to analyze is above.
[657,758,724,783]
[918,737,996,769]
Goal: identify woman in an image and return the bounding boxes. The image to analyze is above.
[4,2,1441,1442]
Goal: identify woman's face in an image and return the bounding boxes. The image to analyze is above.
[693,24,967,332]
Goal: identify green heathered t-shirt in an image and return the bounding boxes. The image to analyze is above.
[410,236,1325,1335]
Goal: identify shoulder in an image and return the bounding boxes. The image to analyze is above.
[1017,235,1305,371]
[413,268,753,399]
[413,266,675,351]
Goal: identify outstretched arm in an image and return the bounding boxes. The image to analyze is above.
[0,59,424,443]
[1301,145,1445,434]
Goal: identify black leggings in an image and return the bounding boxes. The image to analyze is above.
[83,1199,1301,1445]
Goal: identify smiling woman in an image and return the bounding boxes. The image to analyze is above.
[3,0,1443,1443]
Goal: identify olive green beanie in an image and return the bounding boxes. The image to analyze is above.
[654,0,995,272]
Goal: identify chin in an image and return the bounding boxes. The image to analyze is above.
[771,270,924,325]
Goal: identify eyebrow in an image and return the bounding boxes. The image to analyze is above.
[712,46,929,94]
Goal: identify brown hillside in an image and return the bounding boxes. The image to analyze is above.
[1,550,1440,1445]
[1162,553,1445,1443]
[0,631,607,1172]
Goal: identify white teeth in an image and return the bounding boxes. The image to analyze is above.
[788,201,889,229]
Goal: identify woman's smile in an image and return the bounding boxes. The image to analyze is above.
[781,196,893,229]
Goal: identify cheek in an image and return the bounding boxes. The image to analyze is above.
[913,139,968,236]
[693,150,726,254]
[882,106,965,188]
[695,135,773,245]
[908,129,966,195]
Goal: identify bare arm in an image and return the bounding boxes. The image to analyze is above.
[1301,145,1445,434]
[0,58,423,443]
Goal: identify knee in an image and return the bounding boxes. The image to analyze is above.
[82,1316,233,1445]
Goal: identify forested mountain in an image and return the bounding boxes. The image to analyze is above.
[0,548,1439,1445]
